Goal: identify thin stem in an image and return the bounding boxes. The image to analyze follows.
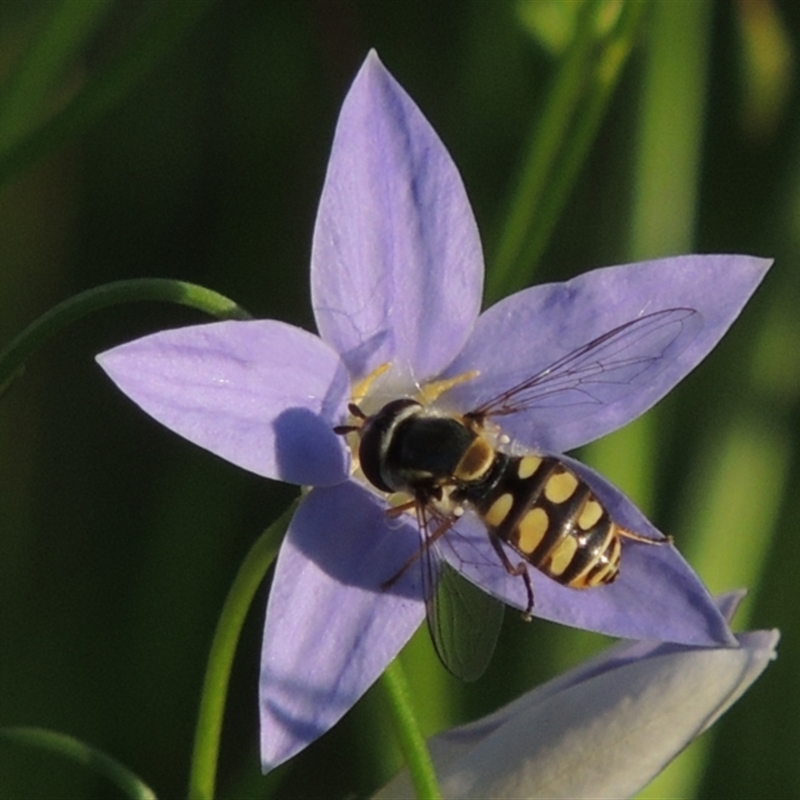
[380,658,442,800]
[188,501,297,800]
[0,278,252,392]
[0,726,157,800]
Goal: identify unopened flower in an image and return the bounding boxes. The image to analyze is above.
[97,51,770,770]
[376,593,779,800]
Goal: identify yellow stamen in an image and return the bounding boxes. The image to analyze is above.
[351,362,391,403]
[417,369,480,405]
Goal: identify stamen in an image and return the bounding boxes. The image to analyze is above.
[417,369,480,405]
[334,368,389,437]
[351,362,391,403]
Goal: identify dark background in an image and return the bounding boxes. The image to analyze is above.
[0,1,797,797]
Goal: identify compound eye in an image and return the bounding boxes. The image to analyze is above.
[358,399,420,493]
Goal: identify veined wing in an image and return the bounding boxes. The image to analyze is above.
[418,505,504,682]
[467,308,701,421]
[426,559,504,682]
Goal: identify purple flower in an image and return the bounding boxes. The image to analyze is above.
[96,51,771,771]
[377,593,779,799]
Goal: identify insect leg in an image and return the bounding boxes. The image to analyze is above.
[489,534,534,620]
[385,498,418,518]
[381,544,422,590]
[381,508,456,591]
[617,527,673,545]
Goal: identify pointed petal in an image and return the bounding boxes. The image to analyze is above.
[437,455,733,646]
[260,481,425,771]
[378,625,779,799]
[444,255,771,453]
[312,51,483,381]
[97,321,350,486]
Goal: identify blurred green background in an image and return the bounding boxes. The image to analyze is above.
[0,0,797,797]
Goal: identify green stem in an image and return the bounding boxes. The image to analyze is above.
[188,501,297,800]
[0,278,252,392]
[380,658,442,800]
[0,726,157,800]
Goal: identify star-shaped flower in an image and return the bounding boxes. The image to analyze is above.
[97,51,771,770]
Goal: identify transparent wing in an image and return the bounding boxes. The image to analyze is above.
[417,505,505,682]
[468,307,702,421]
[426,559,504,682]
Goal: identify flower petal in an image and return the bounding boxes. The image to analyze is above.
[436,455,734,646]
[312,51,483,382]
[383,590,751,765]
[378,620,779,799]
[444,255,771,453]
[260,481,425,771]
[97,320,350,486]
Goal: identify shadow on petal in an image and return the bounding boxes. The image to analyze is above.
[260,483,427,769]
[260,669,348,750]
[334,328,392,386]
[273,407,350,486]
[288,481,424,599]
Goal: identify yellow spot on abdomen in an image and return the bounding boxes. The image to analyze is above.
[485,493,514,527]
[577,498,603,530]
[517,455,543,480]
[517,507,549,554]
[549,536,578,576]
[589,560,617,585]
[544,470,579,503]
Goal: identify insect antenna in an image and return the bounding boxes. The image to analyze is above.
[333,403,367,435]
[488,534,534,619]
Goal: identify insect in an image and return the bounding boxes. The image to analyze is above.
[335,307,701,680]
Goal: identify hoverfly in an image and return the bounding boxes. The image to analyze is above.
[335,307,701,681]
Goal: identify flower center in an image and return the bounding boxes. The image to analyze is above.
[337,362,480,493]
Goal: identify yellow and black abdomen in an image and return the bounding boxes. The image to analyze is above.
[462,452,622,588]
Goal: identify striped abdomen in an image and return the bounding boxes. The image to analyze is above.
[458,452,622,588]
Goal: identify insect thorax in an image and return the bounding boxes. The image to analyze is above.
[381,410,493,494]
